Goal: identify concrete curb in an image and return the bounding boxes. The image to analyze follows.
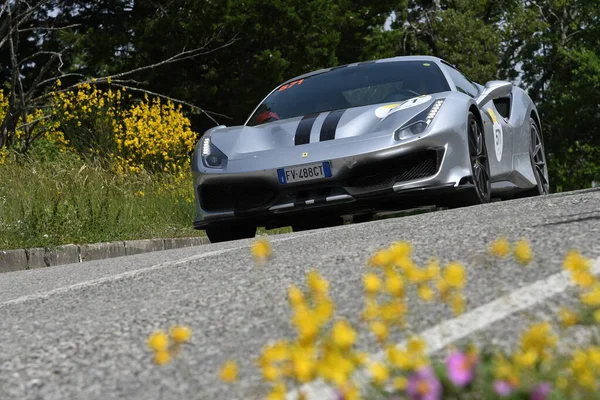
[0,236,210,273]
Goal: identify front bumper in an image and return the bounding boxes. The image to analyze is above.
[192,125,472,229]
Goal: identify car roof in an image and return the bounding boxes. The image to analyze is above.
[281,56,452,85]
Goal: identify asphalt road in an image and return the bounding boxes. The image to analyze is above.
[1,189,599,400]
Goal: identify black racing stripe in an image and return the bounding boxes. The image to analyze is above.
[320,109,346,141]
[294,113,319,145]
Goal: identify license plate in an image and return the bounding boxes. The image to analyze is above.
[277,161,332,184]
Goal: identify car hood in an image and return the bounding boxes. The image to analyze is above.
[208,93,448,161]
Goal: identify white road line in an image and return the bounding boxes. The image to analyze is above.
[0,231,325,309]
[288,256,600,400]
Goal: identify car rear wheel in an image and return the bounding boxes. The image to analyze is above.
[523,118,550,196]
[206,223,256,243]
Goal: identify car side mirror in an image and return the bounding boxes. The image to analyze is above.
[476,80,513,107]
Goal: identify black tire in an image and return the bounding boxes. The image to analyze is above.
[448,112,491,208]
[206,222,256,243]
[519,117,549,197]
[291,216,343,232]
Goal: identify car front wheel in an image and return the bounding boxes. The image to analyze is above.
[206,223,256,243]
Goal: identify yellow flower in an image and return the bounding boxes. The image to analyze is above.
[513,349,538,368]
[153,350,171,365]
[489,237,511,258]
[450,293,465,315]
[389,241,412,260]
[288,285,305,308]
[331,320,357,350]
[339,384,361,400]
[407,336,426,356]
[219,360,238,383]
[170,325,191,344]
[520,322,557,358]
[251,238,272,261]
[147,331,169,352]
[563,250,591,273]
[369,249,393,267]
[307,270,329,296]
[363,273,382,295]
[370,321,388,343]
[558,308,579,328]
[385,271,404,297]
[418,284,435,301]
[387,346,412,370]
[266,382,286,400]
[394,376,408,390]
[369,362,389,386]
[514,239,533,265]
[581,285,600,307]
[261,364,280,381]
[443,263,466,288]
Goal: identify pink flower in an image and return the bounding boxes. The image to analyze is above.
[446,351,475,387]
[493,380,514,397]
[406,366,442,400]
[530,382,551,400]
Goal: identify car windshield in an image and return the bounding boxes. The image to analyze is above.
[247,60,451,126]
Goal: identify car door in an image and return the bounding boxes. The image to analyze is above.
[442,64,513,180]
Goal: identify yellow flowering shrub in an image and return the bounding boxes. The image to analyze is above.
[50,83,198,174]
[115,95,197,174]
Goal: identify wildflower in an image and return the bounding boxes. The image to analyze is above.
[369,321,388,343]
[147,331,169,352]
[520,322,557,360]
[530,382,552,400]
[331,320,357,350]
[251,238,272,262]
[266,382,286,400]
[390,241,412,260]
[450,293,466,315]
[489,237,511,258]
[493,380,514,397]
[514,239,533,265]
[363,273,382,295]
[385,271,405,297]
[407,336,426,356]
[153,350,171,365]
[369,249,392,267]
[387,346,413,370]
[406,366,442,400]
[288,285,305,308]
[513,349,538,368]
[307,270,329,296]
[219,360,238,383]
[446,351,475,387]
[443,263,466,289]
[394,376,408,390]
[338,383,361,400]
[169,325,191,344]
[418,285,435,301]
[369,362,389,386]
[558,308,579,328]
[581,285,600,306]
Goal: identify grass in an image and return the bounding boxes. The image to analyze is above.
[0,146,201,250]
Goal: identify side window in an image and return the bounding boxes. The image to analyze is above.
[444,66,479,98]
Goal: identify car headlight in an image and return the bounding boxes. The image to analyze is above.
[200,137,228,168]
[395,99,445,140]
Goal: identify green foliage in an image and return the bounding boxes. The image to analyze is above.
[0,146,200,250]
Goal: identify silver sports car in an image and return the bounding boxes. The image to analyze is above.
[192,56,549,242]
